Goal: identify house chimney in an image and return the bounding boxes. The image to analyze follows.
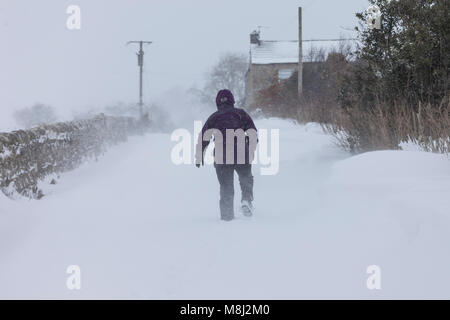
[250,30,261,45]
[298,7,303,96]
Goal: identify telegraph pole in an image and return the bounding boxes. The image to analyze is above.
[298,7,302,97]
[127,40,152,119]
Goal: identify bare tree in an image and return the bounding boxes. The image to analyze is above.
[305,44,327,62]
[197,52,248,107]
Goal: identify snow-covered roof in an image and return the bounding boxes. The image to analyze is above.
[250,41,299,65]
[250,40,352,65]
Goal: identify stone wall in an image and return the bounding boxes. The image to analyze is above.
[0,114,145,199]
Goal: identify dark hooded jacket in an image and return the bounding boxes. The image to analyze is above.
[196,90,257,165]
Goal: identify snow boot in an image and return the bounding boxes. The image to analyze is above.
[221,215,234,222]
[241,200,253,217]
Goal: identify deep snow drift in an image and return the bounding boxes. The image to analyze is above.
[0,118,449,299]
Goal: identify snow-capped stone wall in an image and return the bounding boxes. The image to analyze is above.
[0,114,145,199]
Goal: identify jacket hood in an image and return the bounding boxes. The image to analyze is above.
[216,89,235,110]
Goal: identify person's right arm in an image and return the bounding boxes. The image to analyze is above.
[240,110,258,163]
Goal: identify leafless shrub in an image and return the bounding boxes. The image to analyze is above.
[322,96,450,154]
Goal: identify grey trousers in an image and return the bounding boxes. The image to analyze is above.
[214,164,254,220]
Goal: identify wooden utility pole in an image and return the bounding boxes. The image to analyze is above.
[298,7,303,97]
[127,40,152,119]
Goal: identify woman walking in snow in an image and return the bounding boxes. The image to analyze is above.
[195,89,258,221]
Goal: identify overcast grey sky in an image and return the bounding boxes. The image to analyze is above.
[0,0,369,125]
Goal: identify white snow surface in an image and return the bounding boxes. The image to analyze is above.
[1,118,449,299]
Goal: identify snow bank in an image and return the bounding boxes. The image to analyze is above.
[329,150,450,187]
[326,151,450,217]
[321,150,450,298]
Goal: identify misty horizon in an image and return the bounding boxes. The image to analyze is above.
[0,0,368,130]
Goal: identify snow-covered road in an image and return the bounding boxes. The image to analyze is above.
[1,119,449,299]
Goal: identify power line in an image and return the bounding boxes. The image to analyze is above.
[303,38,358,42]
[262,38,358,43]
